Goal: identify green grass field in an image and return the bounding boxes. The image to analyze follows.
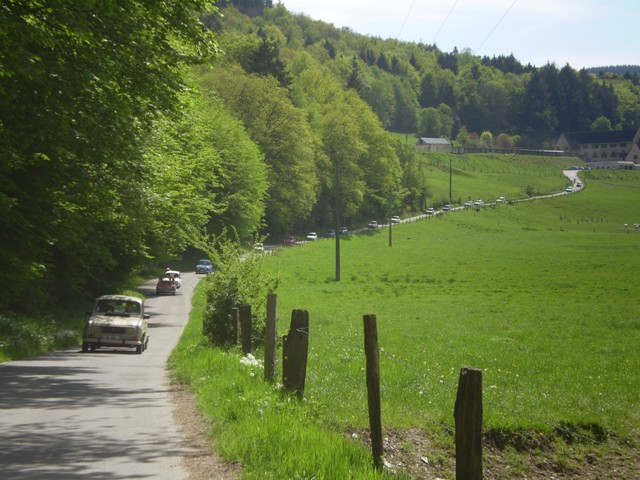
[170,163,640,478]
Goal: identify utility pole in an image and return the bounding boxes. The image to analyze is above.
[449,157,452,204]
[334,157,341,281]
[388,192,393,247]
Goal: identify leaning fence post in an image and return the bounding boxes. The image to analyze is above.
[264,293,278,383]
[282,309,309,398]
[363,314,383,470]
[454,367,483,480]
[239,304,252,355]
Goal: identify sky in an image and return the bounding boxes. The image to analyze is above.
[281,0,638,70]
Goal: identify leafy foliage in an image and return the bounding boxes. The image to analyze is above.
[200,233,279,346]
[0,0,219,311]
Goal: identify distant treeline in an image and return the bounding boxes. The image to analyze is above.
[586,65,640,77]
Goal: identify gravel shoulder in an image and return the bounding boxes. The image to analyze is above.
[171,382,242,479]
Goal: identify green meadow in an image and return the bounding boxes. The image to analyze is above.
[170,159,640,478]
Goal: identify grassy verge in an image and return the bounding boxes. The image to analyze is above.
[168,279,390,479]
[0,311,84,362]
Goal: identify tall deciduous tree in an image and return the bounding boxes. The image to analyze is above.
[210,66,319,234]
[0,0,218,311]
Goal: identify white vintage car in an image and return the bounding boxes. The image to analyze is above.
[165,270,182,288]
[82,295,150,354]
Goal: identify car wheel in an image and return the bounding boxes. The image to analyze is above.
[89,345,96,352]
[136,344,143,354]
[81,343,89,353]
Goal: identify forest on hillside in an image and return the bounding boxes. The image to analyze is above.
[1,0,639,313]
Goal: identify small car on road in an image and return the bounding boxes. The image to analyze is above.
[391,215,400,224]
[82,295,150,354]
[195,259,213,274]
[368,221,378,229]
[164,270,181,289]
[306,232,318,241]
[283,235,297,246]
[156,276,177,295]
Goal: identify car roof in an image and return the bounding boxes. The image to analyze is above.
[166,270,180,274]
[96,294,142,304]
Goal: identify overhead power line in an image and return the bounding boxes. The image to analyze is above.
[433,0,460,44]
[474,0,519,55]
[397,0,418,39]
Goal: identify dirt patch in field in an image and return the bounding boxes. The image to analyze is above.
[350,426,639,479]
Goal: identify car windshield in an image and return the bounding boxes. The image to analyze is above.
[96,300,140,316]
[198,260,211,265]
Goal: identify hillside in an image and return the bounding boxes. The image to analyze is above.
[212,2,640,147]
[1,0,639,315]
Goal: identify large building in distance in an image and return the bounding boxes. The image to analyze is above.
[555,128,640,169]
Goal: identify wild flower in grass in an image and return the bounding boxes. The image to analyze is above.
[240,353,263,369]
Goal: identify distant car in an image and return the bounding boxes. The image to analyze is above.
[82,295,149,354]
[306,232,318,241]
[464,201,473,207]
[195,259,213,274]
[326,229,336,238]
[425,207,435,215]
[442,204,451,212]
[368,221,378,229]
[566,186,574,192]
[165,270,181,289]
[496,196,506,203]
[283,235,296,246]
[156,276,177,295]
[576,182,583,187]
[339,226,349,236]
[391,215,400,224]
[474,200,484,206]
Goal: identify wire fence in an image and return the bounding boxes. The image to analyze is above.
[239,309,607,476]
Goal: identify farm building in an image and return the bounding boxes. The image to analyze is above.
[416,137,452,152]
[555,128,640,169]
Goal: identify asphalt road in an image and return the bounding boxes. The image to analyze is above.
[0,272,202,480]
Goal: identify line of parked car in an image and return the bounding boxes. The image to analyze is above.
[284,193,533,246]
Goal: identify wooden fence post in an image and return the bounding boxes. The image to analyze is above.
[282,309,309,398]
[363,314,383,470]
[239,304,252,355]
[264,293,278,383]
[454,367,483,480]
[231,307,239,345]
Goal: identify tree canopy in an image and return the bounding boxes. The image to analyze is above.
[0,0,220,309]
